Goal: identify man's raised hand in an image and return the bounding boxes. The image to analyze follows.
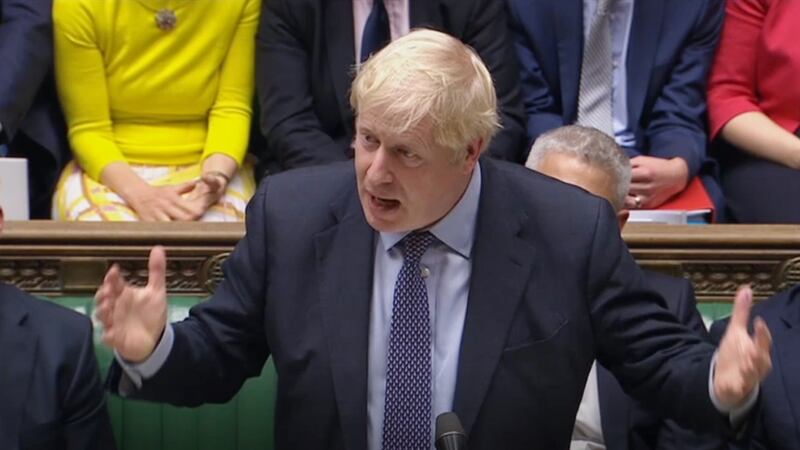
[95,246,169,363]
[714,285,773,409]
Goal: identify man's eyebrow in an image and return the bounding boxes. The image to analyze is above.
[357,125,374,134]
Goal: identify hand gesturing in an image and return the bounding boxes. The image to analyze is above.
[95,246,169,363]
[714,285,773,409]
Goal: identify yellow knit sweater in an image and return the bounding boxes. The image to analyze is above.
[54,0,260,181]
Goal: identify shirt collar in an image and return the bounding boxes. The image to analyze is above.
[379,163,482,259]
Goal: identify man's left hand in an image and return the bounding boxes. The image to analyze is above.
[714,286,773,409]
[628,156,689,208]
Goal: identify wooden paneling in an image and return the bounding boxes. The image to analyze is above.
[623,223,800,302]
[2,221,799,302]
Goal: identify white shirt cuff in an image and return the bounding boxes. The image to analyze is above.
[708,351,759,426]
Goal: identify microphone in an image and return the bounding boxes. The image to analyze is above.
[435,412,467,450]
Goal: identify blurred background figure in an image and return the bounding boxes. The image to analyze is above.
[508,0,725,213]
[707,0,800,223]
[0,205,116,449]
[711,285,800,450]
[0,0,70,219]
[254,0,526,177]
[527,125,725,450]
[52,0,260,221]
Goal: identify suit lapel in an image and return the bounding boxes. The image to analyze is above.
[554,0,583,120]
[0,288,37,447]
[453,160,535,434]
[597,365,630,450]
[315,184,375,450]
[779,304,800,443]
[324,0,357,132]
[626,0,663,129]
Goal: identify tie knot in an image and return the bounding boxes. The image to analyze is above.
[403,231,435,262]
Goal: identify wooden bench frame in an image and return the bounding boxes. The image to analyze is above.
[2,221,799,303]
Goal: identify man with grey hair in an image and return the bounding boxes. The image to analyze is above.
[96,30,769,450]
[527,125,725,450]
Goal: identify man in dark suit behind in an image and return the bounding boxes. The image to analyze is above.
[255,0,526,176]
[527,125,725,450]
[506,0,724,211]
[0,206,115,449]
[711,286,800,450]
[0,0,70,218]
[97,30,770,450]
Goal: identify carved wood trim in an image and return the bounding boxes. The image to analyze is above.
[623,223,800,302]
[2,221,799,302]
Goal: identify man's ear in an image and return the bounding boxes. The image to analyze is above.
[462,137,484,173]
[618,209,629,230]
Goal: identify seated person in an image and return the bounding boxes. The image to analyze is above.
[527,125,725,450]
[507,0,725,212]
[711,285,800,449]
[0,0,69,219]
[707,0,800,223]
[52,0,260,222]
[255,0,526,175]
[0,205,116,449]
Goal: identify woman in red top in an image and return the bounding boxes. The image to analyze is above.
[707,0,800,223]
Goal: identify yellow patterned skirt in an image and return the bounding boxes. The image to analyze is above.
[52,161,256,222]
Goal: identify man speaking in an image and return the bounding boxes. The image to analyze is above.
[96,29,771,449]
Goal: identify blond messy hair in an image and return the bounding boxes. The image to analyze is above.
[350,29,500,161]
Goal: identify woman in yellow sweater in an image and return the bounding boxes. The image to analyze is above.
[53,0,259,221]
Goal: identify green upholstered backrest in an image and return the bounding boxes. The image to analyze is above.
[49,297,277,450]
[697,302,734,329]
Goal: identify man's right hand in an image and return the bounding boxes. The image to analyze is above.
[95,246,169,363]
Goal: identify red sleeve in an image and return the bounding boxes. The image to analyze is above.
[706,0,768,139]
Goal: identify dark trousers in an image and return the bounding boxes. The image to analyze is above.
[715,138,800,224]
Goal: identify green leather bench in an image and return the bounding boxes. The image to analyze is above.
[51,296,278,450]
[47,296,733,450]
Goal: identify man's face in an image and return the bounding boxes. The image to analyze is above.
[354,109,479,232]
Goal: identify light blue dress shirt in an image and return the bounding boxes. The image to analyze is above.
[583,0,636,148]
[367,164,481,450]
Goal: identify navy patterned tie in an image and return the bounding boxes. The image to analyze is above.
[360,0,390,63]
[382,231,435,450]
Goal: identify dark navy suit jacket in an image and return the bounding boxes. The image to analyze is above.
[110,158,730,449]
[0,283,115,450]
[597,271,725,450]
[0,0,69,218]
[256,0,526,174]
[711,286,800,450]
[506,0,723,179]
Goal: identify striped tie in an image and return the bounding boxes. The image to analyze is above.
[577,0,614,136]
